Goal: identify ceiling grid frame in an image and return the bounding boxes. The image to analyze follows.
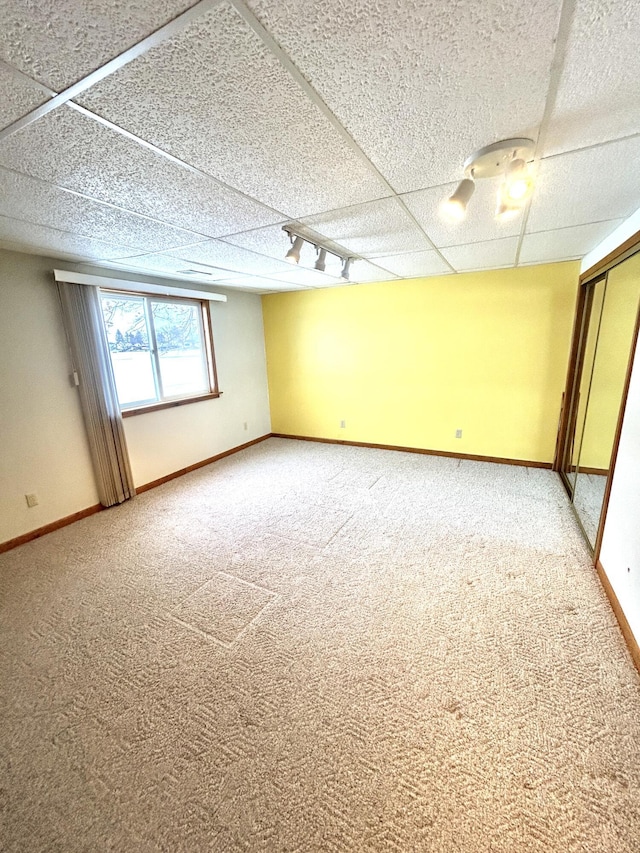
[514,0,577,266]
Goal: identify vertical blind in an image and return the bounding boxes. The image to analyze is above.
[57,280,136,507]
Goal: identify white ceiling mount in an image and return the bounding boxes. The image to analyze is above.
[463,138,535,179]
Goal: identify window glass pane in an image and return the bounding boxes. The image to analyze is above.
[151,300,208,398]
[101,295,157,406]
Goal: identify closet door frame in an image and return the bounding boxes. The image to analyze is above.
[555,229,640,562]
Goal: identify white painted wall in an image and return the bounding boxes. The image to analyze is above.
[600,330,640,641]
[0,250,99,542]
[123,286,271,486]
[0,248,271,544]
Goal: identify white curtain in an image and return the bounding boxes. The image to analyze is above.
[57,281,135,507]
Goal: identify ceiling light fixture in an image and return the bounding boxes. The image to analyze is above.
[282,227,355,281]
[495,197,521,221]
[441,178,475,221]
[285,234,304,264]
[441,138,535,223]
[502,158,534,202]
[315,248,327,272]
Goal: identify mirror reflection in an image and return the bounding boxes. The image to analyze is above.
[563,252,640,548]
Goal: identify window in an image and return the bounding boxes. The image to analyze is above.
[100,291,218,414]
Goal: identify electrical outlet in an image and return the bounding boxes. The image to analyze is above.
[340,420,346,429]
[455,429,463,439]
[243,421,248,431]
[25,493,39,508]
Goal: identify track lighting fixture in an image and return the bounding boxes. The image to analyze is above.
[282,227,354,282]
[285,234,304,264]
[441,138,535,223]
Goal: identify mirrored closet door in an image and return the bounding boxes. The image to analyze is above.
[559,251,640,549]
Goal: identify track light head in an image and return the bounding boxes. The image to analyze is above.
[285,235,304,264]
[341,257,352,280]
[496,166,532,222]
[495,198,521,221]
[441,178,475,221]
[503,158,533,202]
[315,248,327,272]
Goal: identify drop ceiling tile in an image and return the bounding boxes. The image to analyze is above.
[104,252,232,281]
[265,267,343,286]
[527,137,640,233]
[0,106,284,238]
[166,239,295,277]
[441,237,519,272]
[372,250,453,278]
[0,64,50,130]
[246,0,562,192]
[0,106,282,237]
[0,0,195,91]
[222,224,303,261]
[0,167,201,254]
[79,2,388,217]
[300,197,432,257]
[402,179,524,249]
[216,276,311,292]
[0,215,133,260]
[348,261,399,283]
[544,0,640,155]
[519,220,623,265]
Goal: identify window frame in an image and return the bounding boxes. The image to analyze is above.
[100,288,220,417]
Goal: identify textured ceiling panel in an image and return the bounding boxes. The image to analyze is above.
[0,64,50,130]
[222,224,304,261]
[166,239,296,276]
[263,267,342,286]
[527,137,640,233]
[0,0,195,90]
[347,262,399,283]
[0,106,282,238]
[79,3,388,217]
[214,276,309,291]
[519,220,623,265]
[246,0,562,192]
[102,251,233,280]
[0,167,201,253]
[441,237,519,272]
[372,250,452,278]
[300,198,432,257]
[402,179,524,249]
[0,215,133,260]
[544,0,640,155]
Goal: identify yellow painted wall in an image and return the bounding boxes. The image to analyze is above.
[262,262,580,464]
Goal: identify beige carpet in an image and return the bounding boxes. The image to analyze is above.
[1,438,639,852]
